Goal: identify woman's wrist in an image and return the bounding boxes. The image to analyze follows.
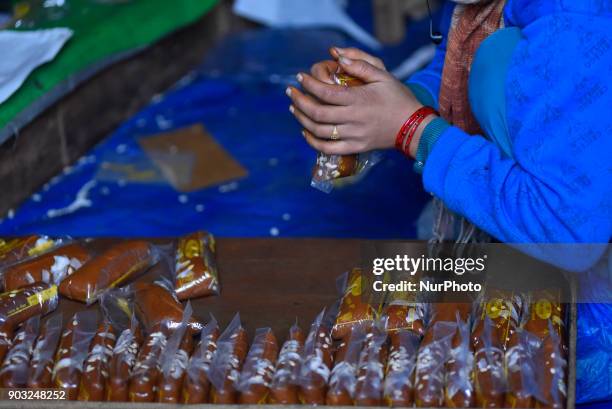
[408,114,437,158]
[394,107,438,158]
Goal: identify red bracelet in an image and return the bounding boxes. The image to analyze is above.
[395,106,438,156]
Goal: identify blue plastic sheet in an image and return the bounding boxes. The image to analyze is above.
[577,268,612,405]
[0,25,434,238]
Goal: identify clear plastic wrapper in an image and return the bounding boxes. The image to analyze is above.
[59,240,159,304]
[270,322,305,404]
[78,321,116,401]
[504,329,541,408]
[182,315,220,404]
[2,243,90,291]
[383,329,420,407]
[535,321,567,409]
[236,327,279,404]
[0,235,67,270]
[106,313,141,402]
[0,283,59,328]
[473,317,506,408]
[384,298,427,338]
[310,73,380,193]
[415,321,456,407]
[524,288,566,346]
[174,231,220,300]
[326,325,366,405]
[52,310,98,400]
[209,313,249,404]
[354,326,388,406]
[444,316,474,408]
[128,324,169,402]
[297,308,334,404]
[472,288,524,351]
[133,280,202,334]
[27,314,63,388]
[333,269,377,340]
[0,316,40,387]
[157,303,195,403]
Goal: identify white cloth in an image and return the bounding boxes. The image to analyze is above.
[233,0,381,49]
[0,28,73,104]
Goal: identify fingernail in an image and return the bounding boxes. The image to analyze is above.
[333,47,342,56]
[340,57,352,65]
[296,73,304,82]
[289,105,295,114]
[301,130,306,138]
[285,87,292,97]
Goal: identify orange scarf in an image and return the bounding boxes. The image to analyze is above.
[438,0,506,135]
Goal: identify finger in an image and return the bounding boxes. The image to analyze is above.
[297,73,352,106]
[338,57,390,84]
[290,105,340,140]
[331,47,385,70]
[310,60,338,85]
[287,87,349,124]
[302,129,355,155]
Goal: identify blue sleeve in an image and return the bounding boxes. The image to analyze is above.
[422,11,612,271]
[405,1,455,108]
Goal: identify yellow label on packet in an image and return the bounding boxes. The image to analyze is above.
[185,238,202,259]
[27,239,54,257]
[7,285,57,318]
[26,285,57,307]
[535,298,552,320]
[484,298,505,320]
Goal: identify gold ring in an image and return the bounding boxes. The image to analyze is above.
[330,125,340,141]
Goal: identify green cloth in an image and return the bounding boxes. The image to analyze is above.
[0,0,218,131]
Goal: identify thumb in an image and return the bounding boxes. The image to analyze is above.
[338,56,389,84]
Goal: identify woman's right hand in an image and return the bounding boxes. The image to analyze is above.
[310,47,387,84]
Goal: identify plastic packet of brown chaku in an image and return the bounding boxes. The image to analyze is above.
[27,314,63,388]
[297,307,335,405]
[157,302,195,403]
[236,327,279,404]
[106,313,141,402]
[310,73,381,193]
[504,329,542,409]
[0,316,40,387]
[0,235,71,271]
[383,329,420,407]
[473,317,507,408]
[174,231,220,300]
[534,320,567,409]
[326,324,367,405]
[0,283,59,329]
[208,313,249,404]
[444,315,475,408]
[59,240,160,304]
[2,242,90,292]
[52,310,99,400]
[133,279,202,334]
[414,321,456,407]
[472,288,525,352]
[182,314,220,404]
[78,321,116,401]
[332,269,379,340]
[269,321,305,404]
[354,325,389,406]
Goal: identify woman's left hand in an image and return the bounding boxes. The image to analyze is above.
[286,56,423,155]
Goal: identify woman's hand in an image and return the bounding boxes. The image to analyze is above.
[286,48,423,156]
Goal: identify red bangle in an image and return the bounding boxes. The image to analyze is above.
[395,106,438,156]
